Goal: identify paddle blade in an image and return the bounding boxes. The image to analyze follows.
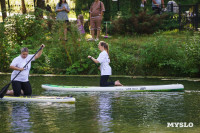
[0,84,10,98]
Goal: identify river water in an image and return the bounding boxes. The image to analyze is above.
[0,75,200,133]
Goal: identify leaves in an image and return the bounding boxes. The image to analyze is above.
[1,13,200,77]
[111,11,179,35]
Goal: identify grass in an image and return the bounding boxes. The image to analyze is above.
[97,30,189,47]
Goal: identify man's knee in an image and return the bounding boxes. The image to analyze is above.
[14,90,21,96]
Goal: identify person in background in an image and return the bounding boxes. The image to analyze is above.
[88,41,123,87]
[141,0,147,7]
[56,0,70,41]
[46,4,54,30]
[77,14,85,35]
[6,45,45,96]
[88,0,105,41]
[152,0,165,14]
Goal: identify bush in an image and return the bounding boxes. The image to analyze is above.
[183,32,200,76]
[110,11,179,35]
[4,14,48,46]
[0,23,10,72]
[138,34,184,76]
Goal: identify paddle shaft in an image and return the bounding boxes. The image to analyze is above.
[0,46,43,98]
[10,46,43,83]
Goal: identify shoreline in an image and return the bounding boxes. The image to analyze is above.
[1,72,200,82]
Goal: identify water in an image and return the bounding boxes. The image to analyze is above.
[0,75,200,133]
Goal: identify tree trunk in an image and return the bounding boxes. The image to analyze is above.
[35,0,45,19]
[1,0,7,22]
[21,0,27,14]
[8,0,11,15]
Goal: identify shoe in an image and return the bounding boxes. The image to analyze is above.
[87,38,95,41]
[95,38,99,41]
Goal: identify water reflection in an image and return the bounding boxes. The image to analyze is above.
[0,102,13,133]
[1,75,200,132]
[183,92,200,126]
[0,100,76,133]
[96,92,186,132]
[36,102,75,108]
[97,93,113,132]
[136,92,185,127]
[28,102,76,133]
[11,103,32,133]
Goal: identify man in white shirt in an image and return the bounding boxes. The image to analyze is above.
[7,45,45,96]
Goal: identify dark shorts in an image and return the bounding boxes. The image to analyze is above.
[12,81,32,96]
[100,75,115,87]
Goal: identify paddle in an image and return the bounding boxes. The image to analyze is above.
[0,46,43,98]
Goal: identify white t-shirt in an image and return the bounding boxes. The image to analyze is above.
[10,54,35,82]
[97,50,112,75]
[152,0,161,8]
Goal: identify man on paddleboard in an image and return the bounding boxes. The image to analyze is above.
[6,44,45,96]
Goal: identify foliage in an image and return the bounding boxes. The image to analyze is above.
[159,13,179,31]
[138,33,183,76]
[174,0,200,4]
[73,0,141,21]
[0,23,10,72]
[74,0,92,17]
[110,11,179,35]
[1,14,99,74]
[1,14,200,77]
[4,14,47,46]
[183,32,200,76]
[137,31,200,77]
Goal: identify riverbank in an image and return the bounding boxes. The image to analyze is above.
[1,72,200,82]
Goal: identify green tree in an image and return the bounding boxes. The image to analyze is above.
[176,0,200,4]
[73,0,141,20]
[0,23,9,72]
[74,0,93,17]
[34,0,45,19]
